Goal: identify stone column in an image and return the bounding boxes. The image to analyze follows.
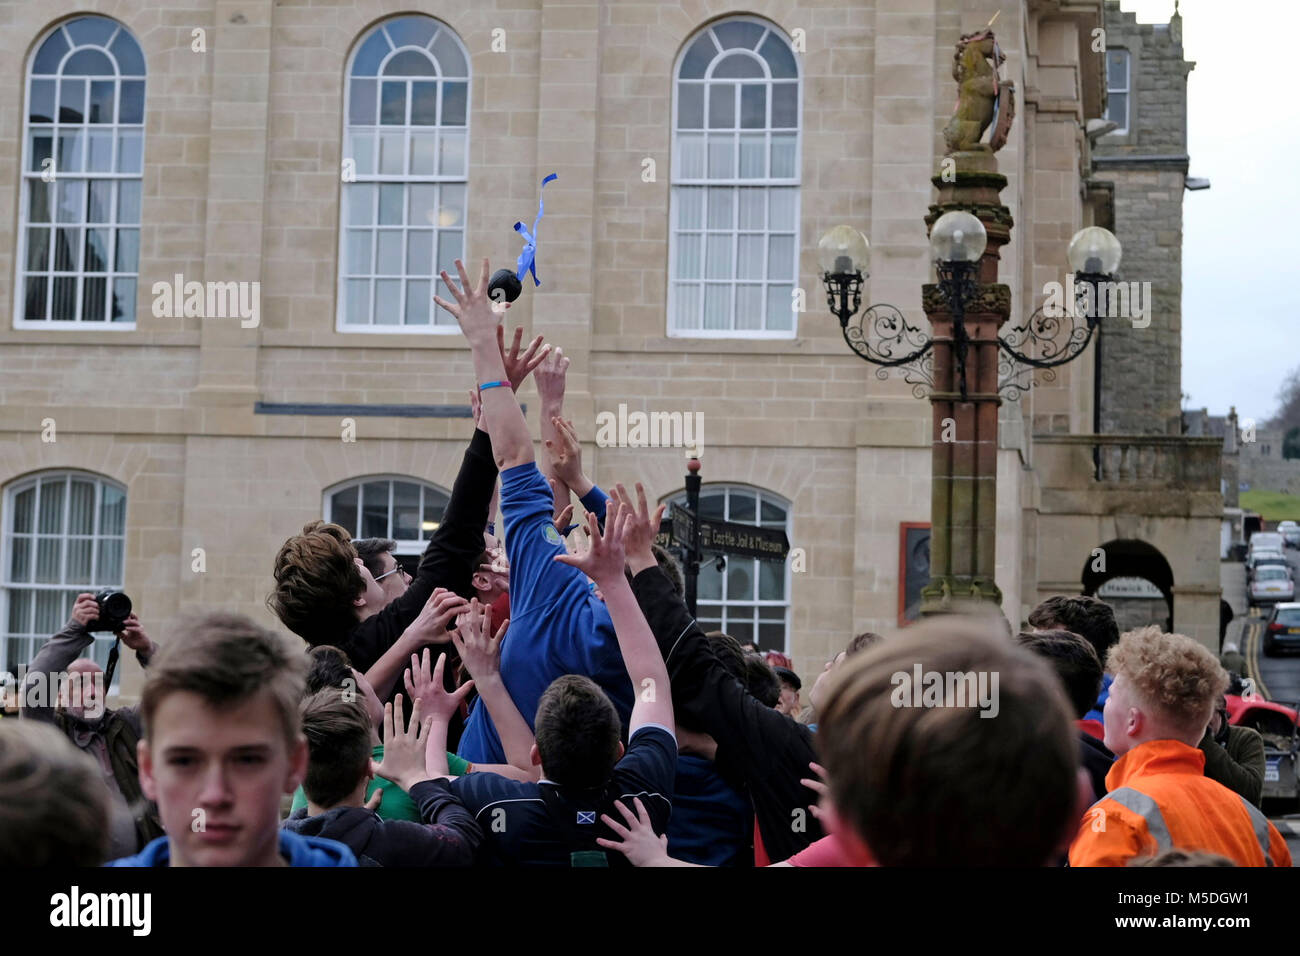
[920,152,1013,612]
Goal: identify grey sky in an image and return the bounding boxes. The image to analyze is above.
[1118,0,1299,425]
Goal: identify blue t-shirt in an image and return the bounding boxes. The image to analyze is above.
[456,462,633,764]
[449,724,676,866]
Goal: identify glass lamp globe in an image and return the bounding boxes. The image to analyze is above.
[1067,226,1122,275]
[817,225,870,276]
[929,211,987,264]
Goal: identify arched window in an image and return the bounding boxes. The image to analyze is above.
[669,18,801,337]
[17,16,146,327]
[324,476,451,570]
[665,484,791,652]
[338,15,470,331]
[2,472,127,675]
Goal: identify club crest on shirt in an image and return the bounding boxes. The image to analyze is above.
[576,810,596,825]
[543,524,564,546]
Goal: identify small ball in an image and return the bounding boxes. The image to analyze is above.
[488,269,523,304]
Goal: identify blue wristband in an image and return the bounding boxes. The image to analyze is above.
[478,380,509,391]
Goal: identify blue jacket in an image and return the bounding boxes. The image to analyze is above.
[105,830,357,867]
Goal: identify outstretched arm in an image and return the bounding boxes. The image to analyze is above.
[436,259,543,472]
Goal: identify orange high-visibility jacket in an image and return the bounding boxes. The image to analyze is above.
[1069,738,1292,867]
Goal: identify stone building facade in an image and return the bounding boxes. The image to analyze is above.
[0,0,1221,705]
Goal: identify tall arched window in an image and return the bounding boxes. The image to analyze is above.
[2,472,127,674]
[665,484,791,652]
[338,16,470,331]
[17,16,145,327]
[669,18,801,337]
[324,476,451,571]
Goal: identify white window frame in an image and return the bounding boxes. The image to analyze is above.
[665,483,792,653]
[336,16,472,333]
[1,471,127,681]
[14,16,146,330]
[668,17,802,339]
[1106,48,1130,135]
[323,475,451,557]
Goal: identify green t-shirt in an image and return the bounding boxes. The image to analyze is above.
[291,744,471,822]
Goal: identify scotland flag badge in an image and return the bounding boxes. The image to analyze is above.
[576,810,597,825]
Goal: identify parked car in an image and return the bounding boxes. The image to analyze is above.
[1263,603,1300,655]
[1251,566,1296,605]
[1280,520,1300,548]
[1247,550,1290,580]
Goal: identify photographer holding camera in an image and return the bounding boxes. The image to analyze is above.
[20,590,164,860]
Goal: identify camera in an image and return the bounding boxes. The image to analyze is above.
[88,589,132,633]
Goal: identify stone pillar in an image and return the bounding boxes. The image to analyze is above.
[920,153,1013,612]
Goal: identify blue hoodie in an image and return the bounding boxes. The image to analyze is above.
[105,830,357,867]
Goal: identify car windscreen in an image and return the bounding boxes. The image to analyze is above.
[1276,608,1300,626]
[1257,568,1290,581]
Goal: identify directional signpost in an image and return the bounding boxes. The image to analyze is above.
[657,459,790,616]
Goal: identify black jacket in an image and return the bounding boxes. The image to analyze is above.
[1200,724,1266,807]
[630,566,824,862]
[1079,730,1115,802]
[339,428,498,674]
[283,780,483,867]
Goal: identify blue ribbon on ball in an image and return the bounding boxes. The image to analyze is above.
[515,173,558,287]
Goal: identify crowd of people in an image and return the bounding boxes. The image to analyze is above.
[0,259,1289,868]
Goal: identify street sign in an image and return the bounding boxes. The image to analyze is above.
[699,516,789,561]
[670,503,697,547]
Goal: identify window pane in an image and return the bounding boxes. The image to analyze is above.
[673,283,700,329]
[759,33,798,79]
[54,228,82,271]
[26,228,50,271]
[740,85,766,128]
[735,285,763,328]
[374,279,401,324]
[766,284,794,330]
[56,181,85,223]
[675,133,705,178]
[376,230,402,274]
[767,235,794,280]
[727,559,753,600]
[675,234,702,280]
[352,29,390,77]
[438,130,466,176]
[83,276,107,322]
[699,492,725,520]
[86,130,114,172]
[406,230,433,274]
[703,284,729,329]
[96,538,123,584]
[66,17,118,48]
[36,538,62,582]
[84,228,110,272]
[1107,50,1128,88]
[712,53,763,78]
[760,498,786,523]
[109,277,136,322]
[347,184,376,225]
[110,30,146,75]
[378,185,404,224]
[68,538,93,581]
[30,79,56,123]
[677,84,703,129]
[345,279,370,324]
[441,82,467,125]
[772,83,797,128]
[436,231,462,277]
[379,131,405,175]
[349,131,376,176]
[676,186,704,228]
[769,188,796,230]
[24,276,49,320]
[380,81,406,124]
[680,33,716,79]
[705,234,732,279]
[57,130,84,173]
[349,79,377,125]
[331,486,358,534]
[408,183,437,226]
[59,79,86,123]
[35,589,63,633]
[118,81,146,123]
[117,181,141,223]
[738,188,765,229]
[13,488,36,533]
[361,481,390,537]
[117,131,142,173]
[707,188,733,228]
[432,31,468,78]
[115,227,139,272]
[714,20,766,51]
[738,133,765,178]
[707,134,733,177]
[727,619,754,644]
[770,133,796,177]
[51,276,77,319]
[27,129,53,173]
[28,180,52,223]
[411,81,437,125]
[33,29,70,75]
[729,494,755,522]
[708,84,734,129]
[89,80,114,123]
[758,620,784,650]
[67,481,95,534]
[410,131,436,175]
[100,485,125,536]
[392,481,420,539]
[698,560,722,599]
[384,50,433,77]
[438,185,465,227]
[11,538,32,582]
[405,280,430,325]
[737,238,763,278]
[1106,94,1127,128]
[346,230,372,274]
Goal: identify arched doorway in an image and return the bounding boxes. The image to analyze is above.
[1081,539,1174,633]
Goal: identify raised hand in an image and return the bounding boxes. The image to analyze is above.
[800,760,830,822]
[412,652,475,727]
[533,347,570,409]
[554,502,629,586]
[116,613,154,654]
[434,258,498,345]
[496,325,550,391]
[596,798,672,867]
[402,587,469,648]
[545,417,586,489]
[69,592,98,628]
[450,598,508,683]
[403,647,441,707]
[609,482,663,567]
[373,693,434,791]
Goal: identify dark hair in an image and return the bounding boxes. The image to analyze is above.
[299,690,373,808]
[269,520,364,644]
[705,631,747,685]
[846,632,884,658]
[0,721,110,866]
[1027,595,1120,661]
[1015,628,1103,719]
[534,675,621,789]
[651,544,685,597]
[744,655,781,707]
[352,538,397,579]
[305,645,354,696]
[818,615,1077,867]
[773,666,801,691]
